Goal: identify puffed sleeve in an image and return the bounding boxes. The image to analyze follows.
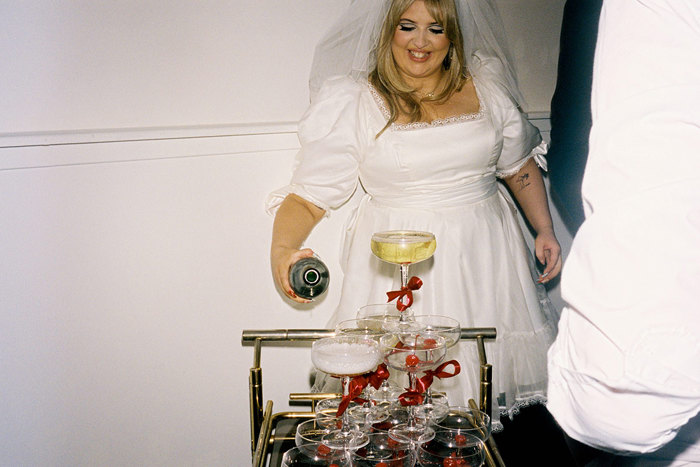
[494,105,548,179]
[471,53,548,178]
[266,76,364,217]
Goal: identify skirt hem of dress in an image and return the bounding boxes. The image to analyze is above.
[492,394,548,433]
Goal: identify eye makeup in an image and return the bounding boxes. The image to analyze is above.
[397,21,444,35]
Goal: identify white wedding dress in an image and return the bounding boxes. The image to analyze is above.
[268,73,559,427]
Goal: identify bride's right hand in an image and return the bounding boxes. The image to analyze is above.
[271,246,315,303]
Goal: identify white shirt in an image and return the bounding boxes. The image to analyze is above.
[547,0,700,462]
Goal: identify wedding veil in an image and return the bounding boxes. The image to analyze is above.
[308,0,525,108]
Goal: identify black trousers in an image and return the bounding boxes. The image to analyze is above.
[491,404,576,466]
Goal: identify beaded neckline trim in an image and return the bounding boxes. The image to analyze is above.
[368,83,486,131]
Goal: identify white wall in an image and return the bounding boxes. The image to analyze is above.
[0,1,567,465]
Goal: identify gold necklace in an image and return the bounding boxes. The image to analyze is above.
[415,88,437,99]
[415,73,471,99]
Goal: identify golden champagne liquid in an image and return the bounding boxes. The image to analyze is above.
[370,230,436,264]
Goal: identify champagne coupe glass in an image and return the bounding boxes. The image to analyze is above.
[414,392,451,426]
[281,444,350,467]
[369,404,411,433]
[371,230,436,321]
[417,432,485,467]
[315,396,346,430]
[311,336,383,450]
[356,304,417,404]
[410,315,461,349]
[350,432,415,467]
[335,318,386,338]
[296,418,335,452]
[334,319,389,429]
[409,315,461,423]
[315,396,383,434]
[357,303,415,328]
[433,406,492,443]
[380,332,447,444]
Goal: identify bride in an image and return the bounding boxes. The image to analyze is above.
[267,0,562,434]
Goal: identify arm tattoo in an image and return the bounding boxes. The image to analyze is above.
[516,172,531,191]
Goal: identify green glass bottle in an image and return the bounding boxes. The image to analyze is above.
[289,256,330,300]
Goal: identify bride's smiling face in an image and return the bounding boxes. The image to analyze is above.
[391,0,451,85]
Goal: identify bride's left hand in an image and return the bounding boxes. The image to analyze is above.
[535,228,562,284]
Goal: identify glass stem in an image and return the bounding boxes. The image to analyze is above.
[424,347,433,402]
[400,264,409,288]
[425,387,433,404]
[340,376,352,435]
[399,263,409,323]
[407,371,417,430]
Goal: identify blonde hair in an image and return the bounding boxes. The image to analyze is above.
[370,0,467,135]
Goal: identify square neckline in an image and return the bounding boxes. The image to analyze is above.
[366,80,486,131]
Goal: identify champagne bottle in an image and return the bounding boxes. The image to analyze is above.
[289,256,329,300]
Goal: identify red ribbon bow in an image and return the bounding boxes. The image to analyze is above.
[398,389,424,406]
[397,360,461,407]
[336,364,391,416]
[416,360,461,393]
[367,363,390,390]
[386,276,423,311]
[336,375,368,417]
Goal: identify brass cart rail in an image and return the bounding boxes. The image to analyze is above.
[241,327,500,466]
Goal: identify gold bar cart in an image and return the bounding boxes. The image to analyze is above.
[242,327,504,466]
